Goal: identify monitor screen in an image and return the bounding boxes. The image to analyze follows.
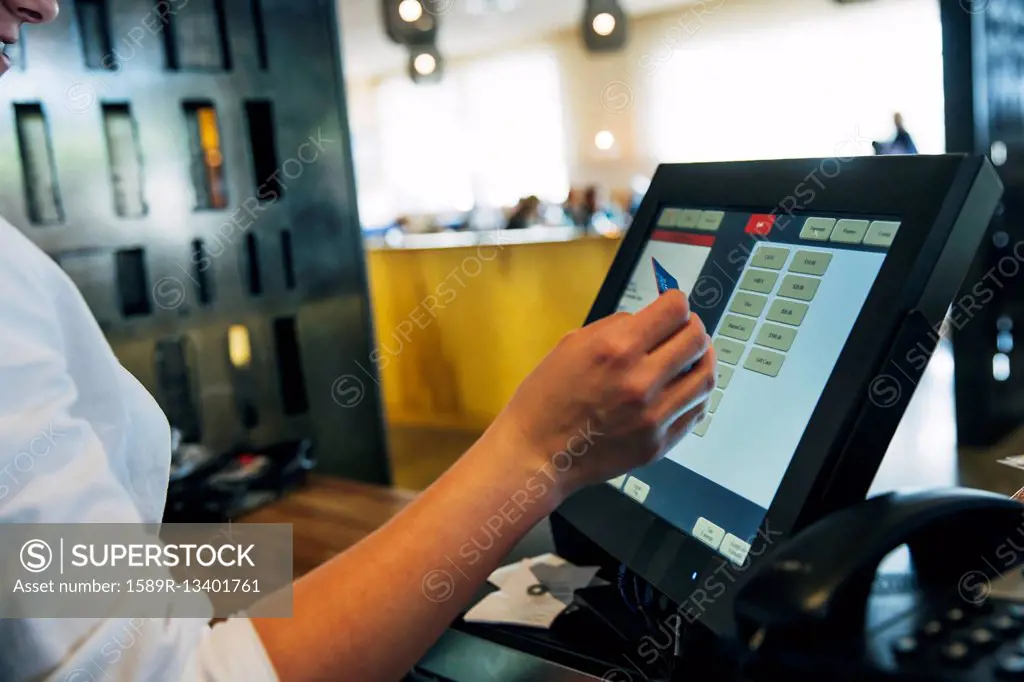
[608,207,900,567]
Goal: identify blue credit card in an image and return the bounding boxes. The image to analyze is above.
[652,257,679,294]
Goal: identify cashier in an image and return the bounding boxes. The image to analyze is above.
[0,2,717,681]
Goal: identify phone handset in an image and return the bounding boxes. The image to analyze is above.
[735,488,1023,643]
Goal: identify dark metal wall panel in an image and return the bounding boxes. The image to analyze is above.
[943,0,1024,447]
[1,0,390,483]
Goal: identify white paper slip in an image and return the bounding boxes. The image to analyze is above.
[998,454,1024,472]
[472,554,596,628]
[487,560,527,589]
[463,589,567,629]
[501,561,553,597]
[530,564,601,605]
[487,553,567,589]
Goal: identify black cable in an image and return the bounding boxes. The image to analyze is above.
[629,569,660,641]
[617,563,639,613]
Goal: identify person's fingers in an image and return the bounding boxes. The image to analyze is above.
[630,290,691,352]
[586,311,632,331]
[661,399,711,452]
[648,347,716,426]
[642,319,709,391]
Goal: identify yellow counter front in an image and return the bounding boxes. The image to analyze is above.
[366,229,622,430]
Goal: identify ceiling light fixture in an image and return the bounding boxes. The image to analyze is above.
[398,0,424,22]
[382,0,438,45]
[582,0,627,52]
[409,44,444,83]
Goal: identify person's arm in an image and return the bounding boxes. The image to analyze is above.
[2,228,710,682]
[253,290,715,682]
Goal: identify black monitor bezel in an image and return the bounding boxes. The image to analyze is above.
[554,154,1000,636]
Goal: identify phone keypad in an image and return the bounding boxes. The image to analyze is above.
[880,597,1024,680]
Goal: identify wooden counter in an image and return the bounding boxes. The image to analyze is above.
[365,233,621,430]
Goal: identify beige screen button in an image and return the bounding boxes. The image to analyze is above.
[750,246,790,270]
[721,534,752,565]
[692,517,726,550]
[657,208,682,227]
[713,337,746,366]
[778,275,821,302]
[756,323,798,352]
[789,251,832,276]
[709,390,724,413]
[692,414,712,437]
[716,364,734,389]
[799,217,836,241]
[739,269,779,295]
[607,475,627,489]
[730,292,769,317]
[678,209,702,228]
[696,210,725,231]
[864,220,900,248]
[766,299,809,326]
[623,477,651,503]
[720,314,756,342]
[744,347,785,377]
[830,219,869,244]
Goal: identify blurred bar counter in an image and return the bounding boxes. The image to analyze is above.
[365,229,622,430]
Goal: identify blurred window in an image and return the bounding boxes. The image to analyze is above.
[462,52,570,207]
[365,49,569,221]
[376,76,475,216]
[645,1,945,161]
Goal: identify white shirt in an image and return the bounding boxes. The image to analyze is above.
[0,219,279,682]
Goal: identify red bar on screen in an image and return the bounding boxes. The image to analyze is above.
[651,230,715,247]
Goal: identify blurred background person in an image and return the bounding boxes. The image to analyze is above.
[573,185,626,234]
[873,112,919,155]
[505,195,541,230]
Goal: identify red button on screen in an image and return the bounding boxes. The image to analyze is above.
[745,214,775,236]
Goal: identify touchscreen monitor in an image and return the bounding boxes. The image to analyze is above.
[607,208,901,566]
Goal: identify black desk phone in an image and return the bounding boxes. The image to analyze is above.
[736,488,1024,682]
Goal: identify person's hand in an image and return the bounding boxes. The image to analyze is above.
[491,290,715,500]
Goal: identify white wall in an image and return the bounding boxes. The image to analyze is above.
[347,50,570,226]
